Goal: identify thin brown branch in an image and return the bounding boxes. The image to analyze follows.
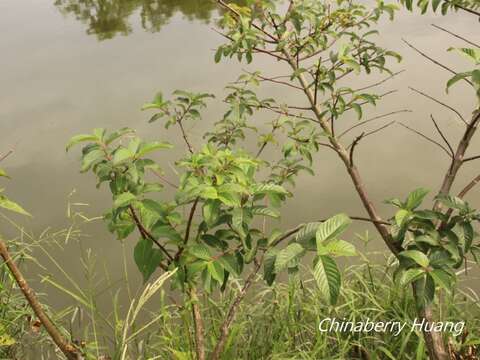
[189,287,206,360]
[458,173,480,199]
[354,90,398,107]
[354,70,405,92]
[349,132,365,165]
[409,87,467,125]
[398,123,453,158]
[434,110,480,210]
[402,39,473,87]
[339,110,411,139]
[271,216,392,247]
[283,51,399,255]
[251,73,304,90]
[259,104,319,123]
[0,150,13,163]
[174,198,200,261]
[149,168,179,189]
[430,114,455,157]
[463,154,480,162]
[211,258,262,359]
[128,205,173,265]
[431,24,480,48]
[174,100,197,155]
[346,121,396,164]
[0,240,81,360]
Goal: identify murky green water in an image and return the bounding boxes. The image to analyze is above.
[1,1,479,309]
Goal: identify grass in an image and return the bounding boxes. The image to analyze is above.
[0,207,479,359]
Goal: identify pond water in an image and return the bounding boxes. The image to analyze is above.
[0,0,479,310]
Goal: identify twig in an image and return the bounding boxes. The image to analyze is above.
[431,24,480,48]
[434,110,480,211]
[128,205,173,264]
[174,198,199,261]
[211,258,262,359]
[271,216,392,247]
[458,173,480,199]
[346,121,396,164]
[0,150,13,163]
[259,104,319,123]
[149,168,178,189]
[402,39,473,87]
[354,70,405,92]
[0,240,81,360]
[463,154,480,162]
[176,104,195,154]
[249,72,304,90]
[349,132,365,165]
[398,122,453,158]
[313,60,322,105]
[339,110,411,139]
[409,87,467,125]
[430,115,455,157]
[189,287,206,360]
[347,121,396,150]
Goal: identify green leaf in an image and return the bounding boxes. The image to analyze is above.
[322,239,356,257]
[274,243,305,273]
[264,249,278,285]
[218,192,240,207]
[136,141,173,158]
[295,222,321,249]
[218,254,240,276]
[81,149,104,172]
[215,47,223,63]
[405,188,429,210]
[203,201,220,227]
[351,103,362,120]
[415,273,435,305]
[430,268,453,291]
[415,234,440,246]
[207,261,224,282]
[105,127,135,145]
[399,268,425,286]
[134,238,163,283]
[231,208,246,238]
[251,206,280,218]
[113,192,136,208]
[189,244,211,261]
[253,183,289,195]
[113,148,134,165]
[151,224,183,244]
[0,326,15,347]
[313,255,341,305]
[446,72,471,93]
[66,134,98,151]
[395,209,411,226]
[316,214,351,249]
[400,250,430,268]
[436,195,467,211]
[0,168,9,178]
[0,195,31,216]
[201,186,218,200]
[463,222,474,252]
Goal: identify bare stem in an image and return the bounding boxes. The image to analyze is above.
[0,240,81,360]
[211,258,262,359]
[189,287,206,360]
